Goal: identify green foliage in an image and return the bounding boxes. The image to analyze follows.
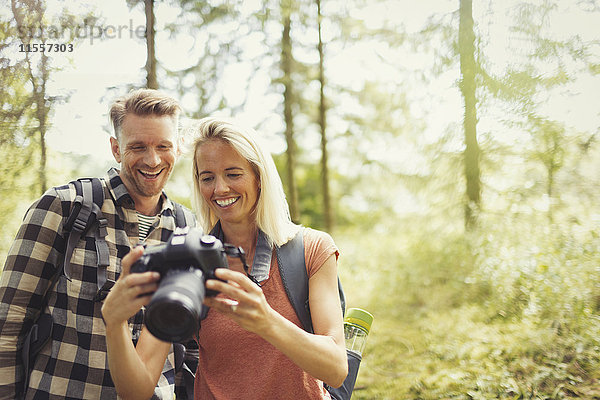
[472,216,600,328]
[337,211,600,399]
[165,151,194,210]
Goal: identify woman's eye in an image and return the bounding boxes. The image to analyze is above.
[228,173,242,178]
[201,176,214,182]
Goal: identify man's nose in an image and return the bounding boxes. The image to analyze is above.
[143,148,160,167]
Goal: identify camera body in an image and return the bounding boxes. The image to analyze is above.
[131,227,228,342]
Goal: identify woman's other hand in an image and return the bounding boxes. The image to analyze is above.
[203,268,276,334]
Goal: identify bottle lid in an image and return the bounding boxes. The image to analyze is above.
[344,308,374,334]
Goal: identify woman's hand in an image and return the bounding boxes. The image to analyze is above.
[203,268,276,335]
[101,246,161,329]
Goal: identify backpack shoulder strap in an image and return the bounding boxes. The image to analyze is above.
[338,278,346,318]
[277,229,313,333]
[63,179,94,279]
[277,228,347,334]
[87,178,110,297]
[172,201,194,228]
[62,178,109,299]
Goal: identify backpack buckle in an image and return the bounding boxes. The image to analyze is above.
[72,218,88,232]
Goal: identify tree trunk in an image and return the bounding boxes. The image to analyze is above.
[35,72,48,194]
[145,0,158,89]
[542,122,563,225]
[317,0,332,231]
[281,2,300,223]
[459,0,480,230]
[37,47,49,194]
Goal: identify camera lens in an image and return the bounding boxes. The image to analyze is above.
[145,268,205,342]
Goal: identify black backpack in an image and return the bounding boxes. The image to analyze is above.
[20,177,194,399]
[277,229,361,400]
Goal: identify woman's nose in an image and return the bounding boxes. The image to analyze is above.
[214,176,229,194]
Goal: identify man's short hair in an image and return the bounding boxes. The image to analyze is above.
[109,88,181,140]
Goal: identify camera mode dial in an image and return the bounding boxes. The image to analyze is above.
[201,235,217,247]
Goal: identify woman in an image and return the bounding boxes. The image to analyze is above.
[102,117,347,399]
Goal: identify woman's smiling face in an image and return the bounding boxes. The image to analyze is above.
[195,139,260,227]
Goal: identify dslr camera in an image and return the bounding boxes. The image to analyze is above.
[131,227,244,342]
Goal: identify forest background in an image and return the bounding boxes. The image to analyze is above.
[1,0,600,398]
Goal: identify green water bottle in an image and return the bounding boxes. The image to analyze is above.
[343,308,374,356]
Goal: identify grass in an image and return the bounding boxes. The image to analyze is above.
[336,223,600,399]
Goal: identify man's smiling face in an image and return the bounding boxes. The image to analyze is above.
[110,114,178,208]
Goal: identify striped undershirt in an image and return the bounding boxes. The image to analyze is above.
[137,212,158,242]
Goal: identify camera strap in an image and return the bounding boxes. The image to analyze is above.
[248,230,272,283]
[210,221,271,286]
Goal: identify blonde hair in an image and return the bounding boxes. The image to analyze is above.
[191,117,299,246]
[109,88,181,140]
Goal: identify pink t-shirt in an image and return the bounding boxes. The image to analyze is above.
[194,228,339,399]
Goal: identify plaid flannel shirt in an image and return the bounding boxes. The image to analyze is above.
[0,168,194,399]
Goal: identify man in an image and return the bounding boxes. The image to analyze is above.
[0,89,195,399]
